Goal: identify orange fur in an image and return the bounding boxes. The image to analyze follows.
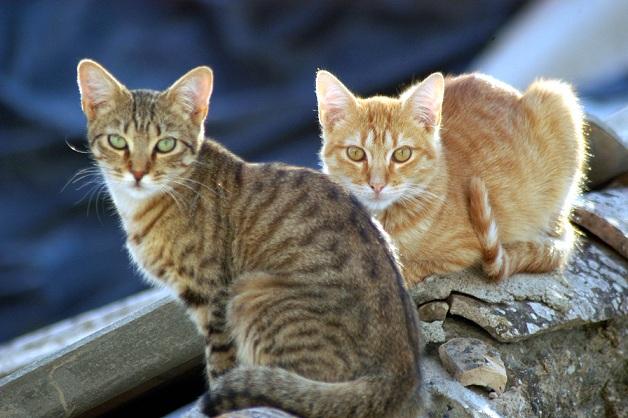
[317,71,586,284]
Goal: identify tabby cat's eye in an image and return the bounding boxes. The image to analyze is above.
[346,146,366,162]
[392,146,412,163]
[108,134,127,150]
[156,138,177,153]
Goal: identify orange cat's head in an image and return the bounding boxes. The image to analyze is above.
[316,71,444,212]
[77,59,212,201]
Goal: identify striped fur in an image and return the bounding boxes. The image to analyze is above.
[77,60,422,418]
[468,177,508,279]
[317,71,586,284]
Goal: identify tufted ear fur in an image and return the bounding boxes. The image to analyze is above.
[77,59,127,121]
[316,70,357,132]
[165,66,214,125]
[401,72,444,129]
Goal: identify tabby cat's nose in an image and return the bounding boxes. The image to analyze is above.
[131,169,146,183]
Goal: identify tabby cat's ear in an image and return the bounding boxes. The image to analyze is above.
[77,59,127,121]
[401,72,444,129]
[165,66,213,125]
[316,71,357,132]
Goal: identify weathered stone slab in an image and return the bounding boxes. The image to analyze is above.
[573,188,628,259]
[0,295,204,418]
[410,239,627,342]
[449,295,552,342]
[0,288,168,378]
[438,338,507,394]
[418,301,449,322]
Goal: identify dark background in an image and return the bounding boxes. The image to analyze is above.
[0,0,584,342]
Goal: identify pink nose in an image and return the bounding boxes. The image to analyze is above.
[369,183,385,194]
[130,169,145,182]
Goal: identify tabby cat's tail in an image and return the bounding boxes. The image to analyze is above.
[468,177,570,280]
[201,366,419,418]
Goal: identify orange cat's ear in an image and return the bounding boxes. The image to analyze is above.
[316,70,356,132]
[401,72,444,129]
[77,59,127,121]
[165,66,214,125]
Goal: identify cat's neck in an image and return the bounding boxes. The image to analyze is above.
[106,181,165,231]
[378,157,448,234]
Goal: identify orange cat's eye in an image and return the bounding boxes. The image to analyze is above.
[392,146,412,163]
[346,146,366,162]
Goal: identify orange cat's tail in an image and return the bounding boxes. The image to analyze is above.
[468,177,509,279]
[468,177,570,280]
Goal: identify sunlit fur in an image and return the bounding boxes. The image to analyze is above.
[77,61,211,225]
[78,60,422,418]
[317,71,587,284]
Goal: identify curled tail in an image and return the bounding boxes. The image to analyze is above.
[201,366,419,418]
[468,177,571,281]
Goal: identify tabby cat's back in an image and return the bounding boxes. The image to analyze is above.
[77,59,422,418]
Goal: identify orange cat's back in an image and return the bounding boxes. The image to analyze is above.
[441,73,586,243]
[316,70,586,282]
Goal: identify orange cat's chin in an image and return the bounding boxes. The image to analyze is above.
[360,195,397,212]
[342,185,400,212]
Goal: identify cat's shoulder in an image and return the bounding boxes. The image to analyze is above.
[255,162,362,204]
[259,162,340,188]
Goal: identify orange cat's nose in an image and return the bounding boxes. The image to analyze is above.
[369,182,386,194]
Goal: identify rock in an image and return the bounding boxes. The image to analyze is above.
[410,239,627,342]
[409,266,572,312]
[573,188,628,259]
[585,114,628,187]
[448,294,523,342]
[438,338,507,394]
[217,409,296,418]
[184,404,296,418]
[420,320,446,344]
[418,301,449,322]
[421,356,504,418]
[439,316,628,418]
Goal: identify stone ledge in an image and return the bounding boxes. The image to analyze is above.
[0,295,204,418]
[411,237,627,343]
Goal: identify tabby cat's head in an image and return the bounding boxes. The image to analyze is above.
[77,59,213,199]
[316,71,444,212]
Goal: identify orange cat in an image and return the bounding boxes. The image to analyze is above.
[316,71,586,284]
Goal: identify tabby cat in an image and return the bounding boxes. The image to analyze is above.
[77,59,422,417]
[316,70,586,284]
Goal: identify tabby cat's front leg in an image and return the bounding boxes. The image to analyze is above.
[182,290,236,384]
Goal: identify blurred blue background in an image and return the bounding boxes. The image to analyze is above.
[1,0,626,342]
